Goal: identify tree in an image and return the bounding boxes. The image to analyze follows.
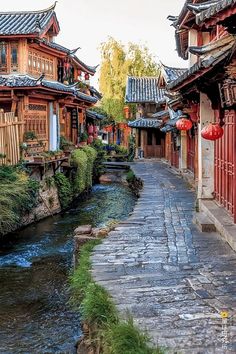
[99,37,160,122]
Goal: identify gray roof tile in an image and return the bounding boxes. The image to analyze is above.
[196,0,236,24]
[125,77,165,104]
[161,64,187,85]
[0,74,97,103]
[128,118,162,128]
[0,3,59,36]
[168,35,236,90]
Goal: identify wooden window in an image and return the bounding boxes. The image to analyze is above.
[10,43,18,72]
[24,103,48,142]
[0,42,7,73]
[28,49,54,80]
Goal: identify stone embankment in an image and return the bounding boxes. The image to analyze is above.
[91,160,236,353]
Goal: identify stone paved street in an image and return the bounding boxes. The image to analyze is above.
[91,161,236,353]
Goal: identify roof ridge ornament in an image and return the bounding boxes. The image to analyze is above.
[36,73,45,84]
[69,47,81,55]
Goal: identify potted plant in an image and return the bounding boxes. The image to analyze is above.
[79,131,88,145]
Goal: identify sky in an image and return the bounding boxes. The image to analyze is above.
[0,0,186,87]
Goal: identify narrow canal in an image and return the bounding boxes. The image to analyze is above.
[0,183,136,354]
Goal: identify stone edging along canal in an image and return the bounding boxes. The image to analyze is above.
[90,160,236,352]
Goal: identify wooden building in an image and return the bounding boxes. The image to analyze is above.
[167,0,236,223]
[125,76,166,158]
[0,3,100,160]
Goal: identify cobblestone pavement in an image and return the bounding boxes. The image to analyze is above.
[91,161,236,353]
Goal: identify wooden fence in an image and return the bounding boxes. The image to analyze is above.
[0,110,24,165]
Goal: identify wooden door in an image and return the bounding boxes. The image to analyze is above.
[214,110,236,221]
[65,111,72,142]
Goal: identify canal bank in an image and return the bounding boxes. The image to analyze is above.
[0,182,136,353]
[92,160,236,353]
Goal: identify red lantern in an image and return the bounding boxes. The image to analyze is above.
[94,126,98,133]
[88,135,94,144]
[123,106,130,119]
[85,73,90,81]
[104,126,112,133]
[201,123,224,141]
[88,125,94,134]
[119,122,126,130]
[176,118,193,131]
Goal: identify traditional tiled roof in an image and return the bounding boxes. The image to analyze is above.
[160,64,188,85]
[160,112,183,132]
[152,110,170,119]
[196,0,236,24]
[187,1,219,14]
[0,3,59,36]
[86,110,105,120]
[168,34,236,90]
[0,74,98,103]
[128,118,162,128]
[71,55,98,75]
[125,77,165,104]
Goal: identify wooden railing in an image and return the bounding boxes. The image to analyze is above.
[0,110,24,165]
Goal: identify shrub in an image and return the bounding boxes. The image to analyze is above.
[92,139,106,181]
[126,170,135,184]
[71,147,97,194]
[82,146,97,187]
[54,172,73,209]
[0,167,40,236]
[71,149,88,194]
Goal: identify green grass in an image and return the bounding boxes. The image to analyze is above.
[70,240,165,354]
[103,318,164,354]
[126,170,135,184]
[81,283,118,329]
[0,167,39,236]
[70,239,102,304]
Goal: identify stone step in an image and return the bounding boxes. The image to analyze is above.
[194,212,216,233]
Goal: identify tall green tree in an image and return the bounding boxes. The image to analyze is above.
[99,37,159,122]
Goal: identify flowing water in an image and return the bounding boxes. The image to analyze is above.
[0,183,136,354]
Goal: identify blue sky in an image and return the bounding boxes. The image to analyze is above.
[2,0,186,86]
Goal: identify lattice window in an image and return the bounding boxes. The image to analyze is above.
[28,50,54,80]
[0,42,7,73]
[10,42,18,72]
[24,104,48,141]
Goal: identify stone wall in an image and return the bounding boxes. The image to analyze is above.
[21,184,61,227]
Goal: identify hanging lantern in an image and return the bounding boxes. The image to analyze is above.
[85,73,90,81]
[88,135,94,144]
[88,125,94,134]
[201,123,224,141]
[176,118,193,131]
[119,122,126,130]
[104,126,112,133]
[123,106,130,119]
[94,126,98,133]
